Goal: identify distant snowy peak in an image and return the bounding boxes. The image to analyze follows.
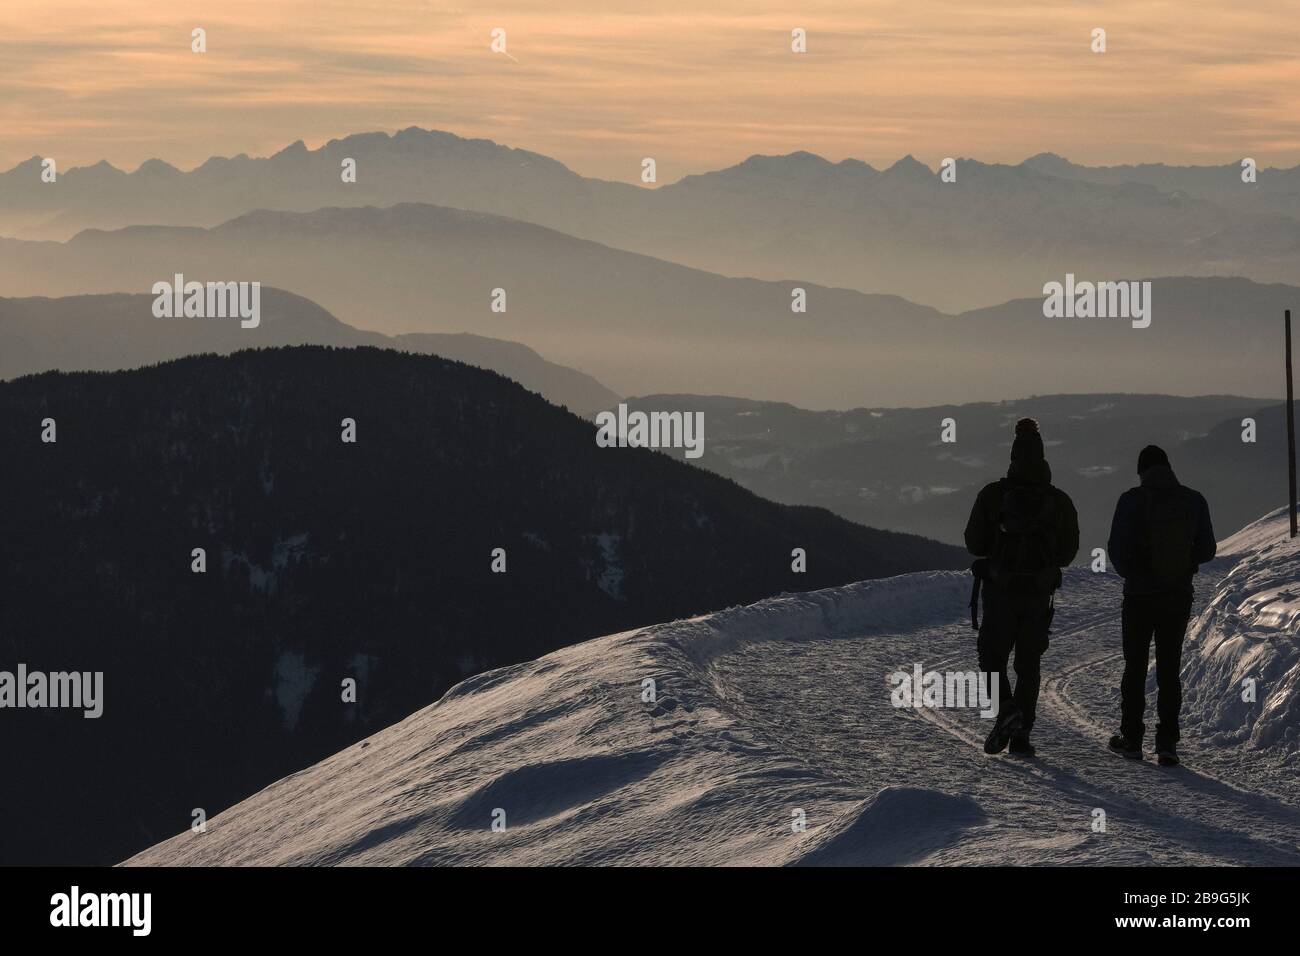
[883,154,935,181]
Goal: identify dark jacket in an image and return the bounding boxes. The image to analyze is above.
[965,458,1081,576]
[1107,464,1215,595]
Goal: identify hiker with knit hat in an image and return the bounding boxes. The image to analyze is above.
[1106,445,1216,766]
[965,418,1080,756]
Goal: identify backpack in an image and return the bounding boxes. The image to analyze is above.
[1143,487,1196,586]
[988,480,1060,594]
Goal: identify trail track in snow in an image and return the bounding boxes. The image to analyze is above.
[708,564,1300,866]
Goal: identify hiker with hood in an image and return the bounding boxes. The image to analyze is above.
[1106,445,1215,767]
[965,418,1079,757]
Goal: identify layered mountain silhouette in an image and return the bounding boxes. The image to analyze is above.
[1021,153,1300,219]
[0,290,618,415]
[617,393,1278,553]
[0,206,1291,407]
[0,345,962,866]
[5,127,1300,309]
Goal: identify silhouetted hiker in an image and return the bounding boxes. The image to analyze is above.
[1106,445,1215,766]
[965,418,1079,757]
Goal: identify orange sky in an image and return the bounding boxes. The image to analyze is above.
[3,1,1298,179]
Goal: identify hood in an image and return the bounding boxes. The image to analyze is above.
[1006,458,1052,485]
[1139,463,1180,489]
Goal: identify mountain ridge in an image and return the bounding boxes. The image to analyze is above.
[0,288,621,415]
[7,126,1300,310]
[0,208,1291,407]
[9,128,1300,187]
[0,344,963,866]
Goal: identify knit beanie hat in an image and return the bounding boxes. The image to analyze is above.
[1010,417,1044,462]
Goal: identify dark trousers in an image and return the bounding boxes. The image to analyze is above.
[977,589,1052,733]
[1120,590,1194,746]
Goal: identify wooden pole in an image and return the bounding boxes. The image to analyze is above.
[1288,309,1297,537]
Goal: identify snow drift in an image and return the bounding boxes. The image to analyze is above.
[1182,506,1300,762]
[125,572,986,866]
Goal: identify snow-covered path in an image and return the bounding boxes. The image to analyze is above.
[126,510,1300,867]
[709,562,1300,865]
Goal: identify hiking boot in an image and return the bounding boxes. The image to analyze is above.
[1008,731,1036,757]
[1156,741,1180,767]
[984,708,1023,755]
[1108,734,1142,759]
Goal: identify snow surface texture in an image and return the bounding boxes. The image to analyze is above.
[1182,507,1300,762]
[126,512,1300,866]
